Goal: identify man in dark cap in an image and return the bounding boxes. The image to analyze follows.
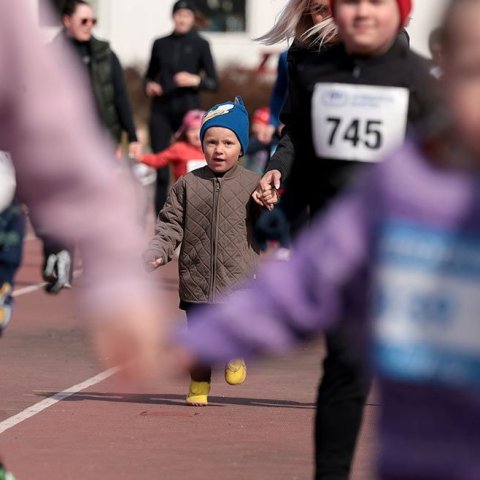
[144,0,218,215]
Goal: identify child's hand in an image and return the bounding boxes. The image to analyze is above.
[145,81,163,97]
[134,153,144,163]
[252,170,282,210]
[174,72,201,88]
[128,142,142,160]
[259,185,280,211]
[149,258,163,269]
[143,251,164,272]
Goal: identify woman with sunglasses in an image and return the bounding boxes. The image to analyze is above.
[53,0,139,156]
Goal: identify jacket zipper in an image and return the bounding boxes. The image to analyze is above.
[209,178,221,302]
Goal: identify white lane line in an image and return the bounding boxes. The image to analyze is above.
[12,282,47,297]
[0,367,122,435]
[12,269,83,297]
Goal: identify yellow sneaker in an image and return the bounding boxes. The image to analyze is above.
[186,381,211,406]
[225,359,247,385]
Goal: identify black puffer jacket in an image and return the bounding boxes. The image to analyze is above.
[145,30,218,115]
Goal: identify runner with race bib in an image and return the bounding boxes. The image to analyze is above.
[252,1,439,479]
[261,34,437,217]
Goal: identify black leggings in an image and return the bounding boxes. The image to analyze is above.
[314,325,371,480]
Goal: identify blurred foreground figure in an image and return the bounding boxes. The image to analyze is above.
[0,0,159,383]
[175,0,480,478]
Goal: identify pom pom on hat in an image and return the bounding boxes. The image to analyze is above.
[200,97,250,155]
[330,0,412,29]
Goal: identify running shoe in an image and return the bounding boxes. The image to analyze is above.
[186,381,211,406]
[44,250,72,294]
[0,282,13,336]
[224,359,247,385]
[0,462,16,480]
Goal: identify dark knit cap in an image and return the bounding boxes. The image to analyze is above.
[172,0,196,14]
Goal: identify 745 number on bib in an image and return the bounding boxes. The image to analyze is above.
[327,117,383,150]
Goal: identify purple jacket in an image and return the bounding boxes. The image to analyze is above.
[178,141,480,479]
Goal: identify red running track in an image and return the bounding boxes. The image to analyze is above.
[0,235,378,479]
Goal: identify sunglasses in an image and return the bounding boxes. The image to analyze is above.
[80,17,97,26]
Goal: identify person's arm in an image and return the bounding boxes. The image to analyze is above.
[2,0,160,382]
[269,51,289,129]
[140,143,178,169]
[409,55,441,128]
[253,47,300,207]
[252,128,295,208]
[176,173,377,364]
[265,127,295,180]
[110,51,138,143]
[198,40,218,91]
[144,40,163,97]
[143,178,185,269]
[144,40,160,84]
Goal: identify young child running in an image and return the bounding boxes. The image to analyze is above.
[135,109,206,180]
[173,0,480,477]
[144,97,269,406]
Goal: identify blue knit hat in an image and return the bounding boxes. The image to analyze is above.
[200,96,249,156]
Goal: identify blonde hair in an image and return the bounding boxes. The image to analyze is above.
[256,0,337,49]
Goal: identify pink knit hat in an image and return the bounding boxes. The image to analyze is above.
[181,109,205,132]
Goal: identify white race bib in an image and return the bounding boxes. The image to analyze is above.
[372,220,480,387]
[312,83,409,162]
[187,159,207,173]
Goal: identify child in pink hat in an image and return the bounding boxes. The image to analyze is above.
[134,109,206,181]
